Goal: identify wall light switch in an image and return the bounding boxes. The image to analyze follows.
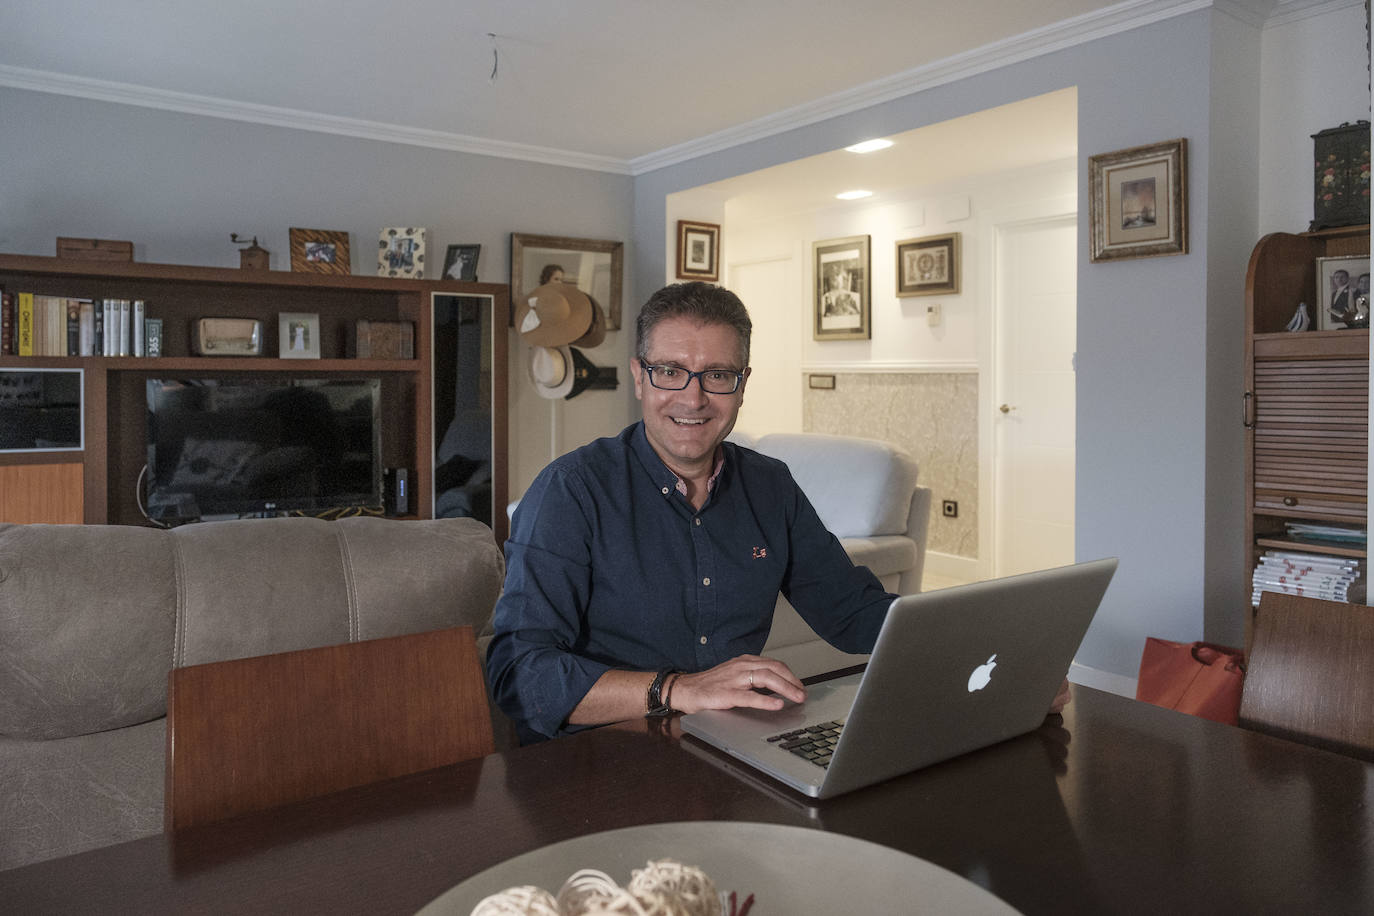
[926,303,942,327]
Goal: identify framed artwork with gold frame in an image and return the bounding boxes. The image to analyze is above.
[1088,138,1188,263]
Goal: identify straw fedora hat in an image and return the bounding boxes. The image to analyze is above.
[516,282,593,347]
[528,345,575,399]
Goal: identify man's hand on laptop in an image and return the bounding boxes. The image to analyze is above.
[671,655,807,714]
[1048,678,1072,716]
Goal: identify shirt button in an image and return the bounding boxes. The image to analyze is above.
[699,636,708,645]
[661,487,670,495]
[694,518,701,526]
[703,577,711,586]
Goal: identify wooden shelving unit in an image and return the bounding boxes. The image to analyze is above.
[0,253,507,538]
[1243,225,1370,647]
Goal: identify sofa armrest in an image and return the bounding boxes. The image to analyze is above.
[899,486,932,595]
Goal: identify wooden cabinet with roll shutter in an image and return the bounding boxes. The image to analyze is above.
[1244,226,1370,647]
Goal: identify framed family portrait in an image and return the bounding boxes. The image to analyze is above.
[510,232,624,330]
[278,312,321,359]
[378,227,427,279]
[813,235,870,341]
[289,228,350,275]
[676,220,721,281]
[1316,255,1371,330]
[1088,138,1188,263]
[442,244,481,282]
[896,233,960,297]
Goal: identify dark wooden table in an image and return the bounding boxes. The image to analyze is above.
[3,686,1371,914]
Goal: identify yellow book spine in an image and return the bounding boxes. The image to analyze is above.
[17,292,34,356]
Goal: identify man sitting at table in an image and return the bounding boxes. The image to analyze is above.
[486,282,1066,743]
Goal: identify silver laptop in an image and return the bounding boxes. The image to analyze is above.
[681,558,1117,798]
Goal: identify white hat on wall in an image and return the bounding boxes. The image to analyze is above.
[528,345,575,399]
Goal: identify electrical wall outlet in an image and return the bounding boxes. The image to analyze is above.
[926,303,942,326]
[942,499,958,518]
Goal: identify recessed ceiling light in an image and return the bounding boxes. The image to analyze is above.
[844,139,894,154]
[835,190,873,200]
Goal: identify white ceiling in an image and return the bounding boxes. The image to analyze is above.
[2,0,1156,167]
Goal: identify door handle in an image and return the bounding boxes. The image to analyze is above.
[999,404,1016,414]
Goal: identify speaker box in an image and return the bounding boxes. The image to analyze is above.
[384,467,409,516]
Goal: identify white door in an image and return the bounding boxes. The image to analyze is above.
[731,256,801,435]
[993,217,1076,577]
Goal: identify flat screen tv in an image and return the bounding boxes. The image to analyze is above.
[145,378,382,523]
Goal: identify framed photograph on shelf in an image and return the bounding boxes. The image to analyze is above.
[1315,255,1371,330]
[289,228,350,275]
[813,235,870,340]
[676,220,720,281]
[378,227,427,278]
[1088,138,1188,262]
[278,312,321,359]
[442,244,481,282]
[510,233,623,330]
[896,233,960,297]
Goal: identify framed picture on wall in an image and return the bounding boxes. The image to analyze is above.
[289,228,350,275]
[676,220,721,281]
[1315,255,1371,330]
[510,233,624,330]
[1088,138,1188,262]
[896,233,960,297]
[813,235,870,340]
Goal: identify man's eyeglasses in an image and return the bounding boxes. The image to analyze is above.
[639,360,744,395]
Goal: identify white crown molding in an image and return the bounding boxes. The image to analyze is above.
[0,64,633,176]
[801,361,979,375]
[1266,0,1364,29]
[629,0,1215,175]
[1,0,1346,176]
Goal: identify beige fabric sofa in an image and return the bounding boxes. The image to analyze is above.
[0,516,505,872]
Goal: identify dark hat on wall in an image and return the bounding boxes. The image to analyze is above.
[572,293,607,348]
[516,282,593,347]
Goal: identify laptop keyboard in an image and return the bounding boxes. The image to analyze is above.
[766,719,845,768]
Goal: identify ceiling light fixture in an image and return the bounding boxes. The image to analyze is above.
[835,190,873,200]
[844,139,894,154]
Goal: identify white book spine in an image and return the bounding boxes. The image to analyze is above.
[103,300,114,356]
[118,299,130,357]
[132,300,145,356]
[78,301,94,356]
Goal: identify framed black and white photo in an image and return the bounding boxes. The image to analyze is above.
[1088,138,1188,262]
[289,228,350,275]
[442,244,481,282]
[278,312,321,359]
[676,220,720,281]
[378,227,427,279]
[510,233,623,330]
[1316,255,1371,330]
[813,235,870,340]
[896,233,960,297]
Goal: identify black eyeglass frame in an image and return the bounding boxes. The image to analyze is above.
[638,359,745,395]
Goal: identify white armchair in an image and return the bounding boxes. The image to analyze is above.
[733,432,932,677]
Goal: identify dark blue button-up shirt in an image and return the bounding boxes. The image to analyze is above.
[486,422,893,741]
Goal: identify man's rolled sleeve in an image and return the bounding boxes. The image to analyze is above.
[485,470,606,740]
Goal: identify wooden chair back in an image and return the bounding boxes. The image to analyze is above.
[1238,592,1374,762]
[165,626,494,831]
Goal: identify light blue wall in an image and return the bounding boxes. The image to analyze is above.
[633,10,1248,680]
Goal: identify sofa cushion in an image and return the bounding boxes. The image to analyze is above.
[839,535,919,581]
[0,719,166,871]
[0,524,176,740]
[752,433,918,539]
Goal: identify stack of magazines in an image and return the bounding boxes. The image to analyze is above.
[1283,523,1367,548]
[1251,550,1363,607]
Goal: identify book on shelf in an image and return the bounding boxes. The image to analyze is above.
[1,288,12,355]
[17,292,34,356]
[66,299,79,356]
[132,300,145,356]
[92,299,104,356]
[118,298,130,356]
[1251,548,1364,607]
[144,317,162,358]
[78,300,95,356]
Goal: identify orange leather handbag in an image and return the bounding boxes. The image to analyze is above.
[1135,638,1246,725]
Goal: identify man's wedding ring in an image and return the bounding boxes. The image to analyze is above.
[748,671,754,688]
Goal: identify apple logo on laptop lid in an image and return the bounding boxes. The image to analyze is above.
[967,654,998,692]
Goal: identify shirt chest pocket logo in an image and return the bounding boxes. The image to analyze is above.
[752,546,768,559]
